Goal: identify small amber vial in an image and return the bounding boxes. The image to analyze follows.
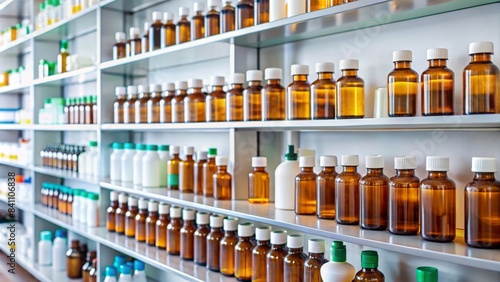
[304,239,328,282]
[113,86,127,124]
[220,218,239,276]
[124,85,139,124]
[177,7,191,44]
[128,27,141,56]
[146,201,159,246]
[248,157,269,203]
[160,82,175,123]
[149,11,163,51]
[421,156,456,242]
[204,148,218,197]
[251,226,271,281]
[317,155,338,219]
[284,234,307,282]
[194,212,210,265]
[243,70,263,121]
[206,76,227,122]
[113,32,126,60]
[353,251,385,282]
[226,73,245,121]
[336,155,361,225]
[133,198,147,241]
[267,230,288,282]
[337,59,364,118]
[57,39,69,74]
[389,156,420,235]
[388,50,418,117]
[115,193,128,234]
[237,0,254,29]
[360,155,390,230]
[135,85,151,123]
[309,0,331,11]
[141,22,149,53]
[207,215,225,272]
[194,151,207,195]
[465,157,500,248]
[167,206,183,255]
[421,48,454,115]
[147,84,162,123]
[179,146,195,193]
[168,146,181,190]
[192,3,205,40]
[287,64,311,120]
[295,156,317,215]
[124,197,139,237]
[235,223,255,281]
[221,1,236,32]
[156,203,170,249]
[263,68,286,120]
[180,209,196,260]
[171,81,188,123]
[161,12,176,48]
[184,78,206,122]
[463,41,499,114]
[214,156,232,200]
[312,62,336,119]
[256,0,269,24]
[206,0,220,37]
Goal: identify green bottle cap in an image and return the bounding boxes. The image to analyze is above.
[136,144,146,150]
[112,142,123,149]
[284,145,297,161]
[53,0,60,6]
[46,0,53,6]
[60,39,68,51]
[40,230,52,241]
[124,143,135,150]
[361,250,379,269]
[92,95,97,103]
[73,190,80,197]
[416,266,438,282]
[330,241,347,262]
[40,2,46,10]
[89,141,98,147]
[80,191,87,198]
[147,144,158,151]
[208,148,217,156]
[88,193,99,200]
[158,145,169,151]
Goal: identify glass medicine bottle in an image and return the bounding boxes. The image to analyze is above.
[226,73,245,121]
[309,0,331,11]
[256,0,269,24]
[388,50,418,117]
[336,155,361,225]
[126,197,140,239]
[194,151,207,195]
[248,156,269,203]
[66,240,82,278]
[287,64,311,120]
[251,226,271,282]
[421,156,456,242]
[237,0,254,29]
[194,212,210,265]
[167,146,181,190]
[159,82,175,123]
[192,3,205,40]
[220,218,239,276]
[129,27,141,56]
[207,215,225,272]
[421,48,454,115]
[156,203,170,249]
[57,39,69,74]
[184,78,206,122]
[147,84,162,123]
[115,193,128,234]
[221,1,235,32]
[167,206,182,255]
[389,156,420,235]
[243,70,263,121]
[149,11,163,51]
[311,62,336,119]
[353,251,385,282]
[146,201,159,246]
[360,155,389,230]
[262,68,286,120]
[141,22,149,53]
[180,209,196,260]
[171,81,188,123]
[124,85,138,124]
[284,234,307,281]
[135,85,150,123]
[336,59,364,119]
[79,96,88,124]
[267,230,287,282]
[295,156,317,215]
[206,0,220,37]
[206,76,227,122]
[82,250,97,282]
[214,156,232,200]
[204,148,218,197]
[161,12,176,47]
[235,223,254,281]
[177,7,191,44]
[113,32,126,60]
[317,155,337,219]
[304,239,328,282]
[179,146,195,193]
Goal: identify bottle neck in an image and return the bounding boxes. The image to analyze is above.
[322,166,336,173]
[343,166,357,173]
[212,85,224,92]
[288,247,303,254]
[471,53,492,62]
[191,87,202,94]
[217,165,227,172]
[301,167,314,172]
[253,167,266,172]
[341,69,357,76]
[176,89,187,96]
[248,81,261,86]
[139,93,150,99]
[198,223,209,229]
[427,171,448,179]
[184,219,195,226]
[366,168,383,175]
[396,169,415,176]
[318,72,333,80]
[232,83,244,89]
[267,79,281,85]
[225,230,236,236]
[394,61,411,69]
[292,74,308,82]
[429,59,447,67]
[257,240,270,246]
[240,236,252,242]
[309,252,324,259]
[185,155,193,160]
[148,211,158,217]
[473,172,496,181]
[211,227,223,232]
[272,243,286,250]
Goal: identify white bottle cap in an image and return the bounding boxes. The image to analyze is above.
[130,27,140,37]
[270,230,287,245]
[238,223,254,237]
[170,206,182,218]
[223,218,238,231]
[194,2,205,12]
[175,80,188,90]
[255,226,271,241]
[308,239,325,254]
[138,198,148,209]
[162,82,175,91]
[265,68,282,80]
[127,196,138,207]
[170,145,180,154]
[152,11,162,21]
[143,22,149,32]
[394,156,417,169]
[393,50,412,62]
[138,84,150,94]
[159,203,170,214]
[197,151,208,160]
[183,209,195,220]
[366,155,384,168]
[291,64,309,75]
[315,62,334,73]
[287,234,303,248]
[471,157,497,172]
[127,85,138,95]
[110,191,118,201]
[179,7,189,17]
[188,78,203,88]
[252,157,267,167]
[469,41,494,54]
[247,70,263,81]
[208,0,221,8]
[150,84,162,92]
[118,193,128,203]
[427,48,448,60]
[115,86,126,96]
[164,12,174,21]
[184,146,194,155]
[299,156,315,167]
[426,156,450,171]
[339,59,359,70]
[148,201,158,212]
[215,156,228,166]
[115,32,126,43]
[210,215,223,228]
[299,149,315,157]
[320,155,337,167]
[196,212,209,225]
[341,155,359,166]
[230,73,245,84]
[210,76,225,86]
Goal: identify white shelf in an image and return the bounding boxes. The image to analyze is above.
[0,159,31,170]
[0,195,34,212]
[32,166,100,185]
[0,84,30,95]
[33,66,97,86]
[0,124,31,130]
[33,124,99,131]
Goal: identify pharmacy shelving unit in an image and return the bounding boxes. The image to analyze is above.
[1,0,500,281]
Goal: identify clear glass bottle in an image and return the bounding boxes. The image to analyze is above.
[220,218,239,276]
[206,76,227,122]
[167,206,182,255]
[194,151,208,195]
[243,70,263,121]
[311,62,336,119]
[317,155,337,219]
[336,155,361,225]
[57,39,69,74]
[360,155,389,230]
[129,27,141,56]
[114,193,128,235]
[251,226,271,282]
[204,148,218,197]
[416,266,438,282]
[124,85,138,124]
[214,156,232,200]
[309,0,330,11]
[421,48,454,116]
[179,146,195,193]
[206,0,221,37]
[113,32,126,60]
[180,209,196,260]
[128,197,142,239]
[263,68,286,120]
[388,50,418,117]
[161,12,176,48]
[156,203,170,249]
[353,251,385,282]
[248,157,269,203]
[235,223,255,281]
[135,84,150,123]
[304,239,327,282]
[421,156,456,242]
[149,11,163,51]
[167,146,181,190]
[295,156,317,215]
[192,3,205,40]
[160,82,175,123]
[106,191,119,232]
[141,22,149,53]
[146,201,159,246]
[237,0,254,29]
[287,64,311,120]
[207,215,225,272]
[177,7,191,44]
[336,59,364,119]
[184,78,206,122]
[194,212,210,265]
[255,0,269,24]
[147,84,162,123]
[389,156,420,235]
[267,230,287,282]
[226,73,245,121]
[284,234,307,281]
[171,81,188,123]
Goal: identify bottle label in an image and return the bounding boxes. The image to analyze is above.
[168,174,179,186]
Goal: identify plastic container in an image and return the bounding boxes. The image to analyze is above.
[110,143,124,181]
[320,241,355,282]
[142,144,160,187]
[0,108,20,123]
[133,260,147,282]
[84,141,98,176]
[38,230,52,266]
[133,144,147,185]
[158,145,169,187]
[52,229,67,270]
[87,193,100,227]
[275,145,300,210]
[121,143,135,183]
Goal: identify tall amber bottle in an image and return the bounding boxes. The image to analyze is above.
[304,239,327,282]
[353,251,385,282]
[255,0,269,24]
[463,41,499,114]
[167,206,182,255]
[336,155,361,225]
[267,230,287,282]
[465,157,500,248]
[421,48,454,116]
[220,218,239,276]
[214,156,232,200]
[235,223,255,281]
[179,146,195,193]
[221,1,236,32]
[263,68,286,120]
[284,234,307,282]
[251,226,271,282]
[309,0,331,11]
[287,64,311,120]
[115,193,128,234]
[237,0,254,29]
[317,155,337,219]
[243,70,263,121]
[206,76,227,122]
[161,12,176,47]
[135,84,150,123]
[149,11,163,51]
[177,7,191,44]
[133,198,147,241]
[66,240,82,279]
[82,250,97,282]
[129,27,142,56]
[160,82,175,123]
[168,146,181,190]
[106,191,119,232]
[192,3,205,40]
[194,151,208,195]
[204,148,218,197]
[146,201,159,246]
[226,73,245,121]
[421,156,456,242]
[311,62,336,119]
[184,78,206,122]
[180,209,196,260]
[156,203,170,249]
[113,32,126,60]
[124,85,138,124]
[207,215,225,272]
[147,84,162,123]
[248,157,269,203]
[206,0,220,37]
[194,212,210,265]
[388,156,420,235]
[57,39,69,74]
[295,156,317,215]
[171,81,188,123]
[336,59,364,119]
[388,50,418,117]
[360,155,389,230]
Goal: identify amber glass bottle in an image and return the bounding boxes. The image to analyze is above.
[463,41,499,114]
[149,11,163,51]
[180,209,196,260]
[287,64,311,120]
[177,7,191,44]
[184,78,206,122]
[129,27,141,56]
[124,85,138,124]
[167,206,182,255]
[317,155,337,219]
[284,234,307,281]
[243,70,263,121]
[204,148,218,197]
[135,84,150,123]
[206,0,220,37]
[124,196,139,237]
[267,230,287,282]
[146,201,159,246]
[66,240,82,279]
[256,0,269,24]
[248,157,270,203]
[179,146,195,193]
[354,251,385,282]
[194,212,210,265]
[465,157,500,248]
[161,12,176,47]
[214,156,232,200]
[207,215,225,271]
[82,250,97,282]
[168,146,181,190]
[421,156,456,242]
[113,32,126,60]
[235,223,254,281]
[388,50,418,117]
[304,239,327,282]
[192,3,205,40]
[251,226,271,282]
[220,218,239,276]
[79,96,88,124]
[146,84,161,123]
[237,0,254,29]
[156,203,170,249]
[263,68,286,120]
[389,156,420,235]
[194,151,208,195]
[421,48,454,115]
[57,40,69,74]
[160,82,175,123]
[132,198,146,240]
[336,59,364,119]
[336,155,361,225]
[221,1,236,32]
[115,193,128,234]
[141,22,149,54]
[309,0,330,11]
[360,155,390,230]
[206,76,227,122]
[295,156,317,215]
[226,73,245,121]
[171,81,188,123]
[311,62,336,119]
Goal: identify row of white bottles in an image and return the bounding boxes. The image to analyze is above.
[38,229,67,270]
[78,140,99,177]
[104,259,147,282]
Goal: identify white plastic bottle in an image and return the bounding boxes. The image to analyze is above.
[87,193,100,227]
[270,0,286,21]
[78,145,88,175]
[320,241,356,282]
[52,229,67,270]
[92,146,100,178]
[118,264,133,282]
[72,189,80,222]
[275,145,301,210]
[110,143,124,181]
[38,231,52,266]
[79,191,88,225]
[133,144,147,186]
[133,260,147,282]
[158,145,169,187]
[142,144,160,188]
[288,0,306,17]
[84,141,98,176]
[121,143,136,183]
[104,266,118,282]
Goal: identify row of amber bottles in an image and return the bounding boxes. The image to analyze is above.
[40,143,85,172]
[40,182,74,215]
[63,96,97,124]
